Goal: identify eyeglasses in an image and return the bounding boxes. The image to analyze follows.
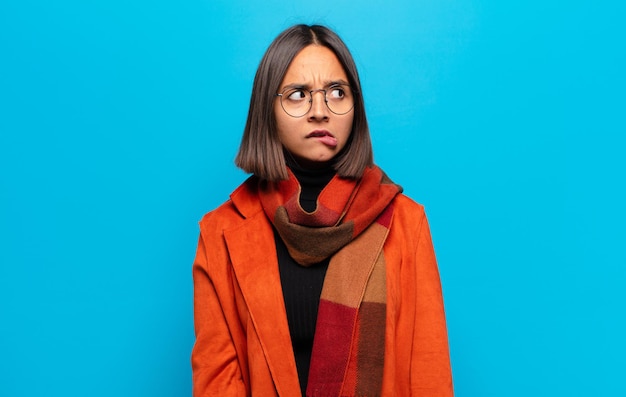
[275,84,355,118]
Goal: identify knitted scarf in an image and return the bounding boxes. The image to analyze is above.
[259,165,401,397]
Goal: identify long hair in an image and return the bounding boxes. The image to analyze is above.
[235,24,373,181]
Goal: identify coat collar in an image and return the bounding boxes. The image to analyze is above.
[225,176,301,396]
[230,175,263,219]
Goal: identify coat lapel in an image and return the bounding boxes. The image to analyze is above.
[224,209,301,396]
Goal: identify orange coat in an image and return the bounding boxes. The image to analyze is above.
[192,178,453,396]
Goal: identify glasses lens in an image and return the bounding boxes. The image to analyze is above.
[325,85,354,115]
[280,88,310,117]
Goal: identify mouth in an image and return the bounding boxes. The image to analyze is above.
[306,130,338,147]
[307,130,334,138]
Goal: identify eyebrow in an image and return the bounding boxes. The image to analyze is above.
[280,79,350,91]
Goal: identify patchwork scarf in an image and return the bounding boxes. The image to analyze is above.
[259,165,402,397]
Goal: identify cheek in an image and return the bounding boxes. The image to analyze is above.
[341,115,355,139]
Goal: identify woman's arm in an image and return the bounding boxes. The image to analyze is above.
[192,234,247,397]
[411,211,454,396]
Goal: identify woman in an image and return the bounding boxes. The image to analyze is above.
[192,24,453,397]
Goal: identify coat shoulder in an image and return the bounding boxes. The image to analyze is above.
[198,176,263,236]
[392,193,426,223]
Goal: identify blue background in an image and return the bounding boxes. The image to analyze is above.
[1,1,624,396]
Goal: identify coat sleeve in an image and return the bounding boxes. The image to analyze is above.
[192,232,247,397]
[411,211,454,396]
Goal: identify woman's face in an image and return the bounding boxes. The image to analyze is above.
[274,45,354,168]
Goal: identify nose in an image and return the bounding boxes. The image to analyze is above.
[308,90,329,121]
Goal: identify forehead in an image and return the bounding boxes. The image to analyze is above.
[281,45,348,85]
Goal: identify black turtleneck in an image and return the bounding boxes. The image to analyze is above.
[275,160,335,397]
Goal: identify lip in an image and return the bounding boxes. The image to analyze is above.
[306,129,334,138]
[307,130,338,148]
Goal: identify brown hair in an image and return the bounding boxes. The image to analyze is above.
[234,24,373,181]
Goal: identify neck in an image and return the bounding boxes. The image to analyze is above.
[285,155,336,212]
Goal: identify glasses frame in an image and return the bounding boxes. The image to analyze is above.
[274,84,356,118]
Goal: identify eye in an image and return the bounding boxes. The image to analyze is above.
[286,89,308,101]
[328,86,346,100]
